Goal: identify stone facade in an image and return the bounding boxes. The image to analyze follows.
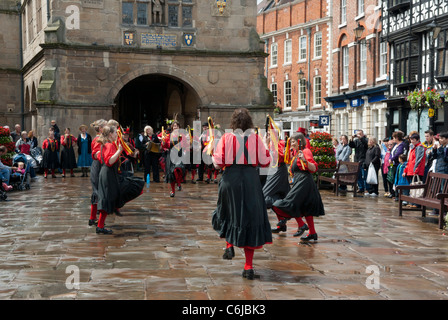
[3,0,272,143]
[0,1,22,129]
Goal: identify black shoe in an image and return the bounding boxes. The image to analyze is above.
[88,219,98,226]
[271,219,287,233]
[205,178,210,184]
[170,192,175,197]
[242,269,255,280]
[96,227,113,234]
[191,180,196,184]
[222,246,235,260]
[214,179,218,183]
[196,178,203,182]
[293,224,309,237]
[177,185,182,191]
[300,233,318,242]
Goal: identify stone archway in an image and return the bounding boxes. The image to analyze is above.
[112,72,203,134]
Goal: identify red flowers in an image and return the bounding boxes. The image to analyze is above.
[310,131,337,172]
[0,126,11,137]
[0,126,15,165]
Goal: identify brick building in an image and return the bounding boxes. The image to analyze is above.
[0,0,272,144]
[257,0,332,137]
[325,0,388,141]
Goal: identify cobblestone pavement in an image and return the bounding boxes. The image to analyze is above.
[1,172,448,300]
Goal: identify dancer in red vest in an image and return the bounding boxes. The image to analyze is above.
[212,108,272,280]
[162,120,187,197]
[272,132,325,242]
[88,119,107,226]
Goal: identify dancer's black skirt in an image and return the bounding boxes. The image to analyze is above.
[61,147,77,169]
[262,163,290,209]
[90,159,101,205]
[272,170,325,217]
[212,165,272,248]
[42,149,60,169]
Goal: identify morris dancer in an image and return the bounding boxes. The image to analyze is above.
[162,119,187,197]
[88,119,107,226]
[60,128,77,177]
[272,132,325,242]
[42,128,60,178]
[212,108,272,280]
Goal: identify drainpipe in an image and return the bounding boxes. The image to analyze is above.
[307,27,311,112]
[47,0,51,21]
[18,2,24,129]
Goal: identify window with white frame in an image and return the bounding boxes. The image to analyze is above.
[358,0,364,15]
[284,39,292,64]
[342,46,349,86]
[341,0,347,24]
[314,32,322,58]
[299,36,307,61]
[284,81,292,109]
[379,41,387,77]
[271,43,278,67]
[298,80,306,108]
[360,42,367,82]
[314,76,322,106]
[271,83,277,106]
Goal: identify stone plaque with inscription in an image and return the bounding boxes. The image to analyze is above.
[141,33,177,48]
[82,0,104,9]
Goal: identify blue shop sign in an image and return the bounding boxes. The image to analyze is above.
[351,98,364,107]
[319,115,330,126]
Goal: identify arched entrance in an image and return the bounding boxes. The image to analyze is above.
[113,74,201,134]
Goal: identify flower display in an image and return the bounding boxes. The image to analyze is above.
[0,126,14,167]
[310,131,336,179]
[406,88,443,110]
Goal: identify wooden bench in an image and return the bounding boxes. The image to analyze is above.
[397,172,448,229]
[317,161,362,197]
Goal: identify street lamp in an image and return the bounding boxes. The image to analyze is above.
[353,23,371,49]
[428,20,441,40]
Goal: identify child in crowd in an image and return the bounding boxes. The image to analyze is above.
[382,139,394,197]
[394,154,409,204]
[11,162,25,177]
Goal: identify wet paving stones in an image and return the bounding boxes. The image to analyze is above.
[1,173,448,300]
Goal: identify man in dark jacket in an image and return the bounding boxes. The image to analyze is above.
[433,132,448,174]
[349,129,368,193]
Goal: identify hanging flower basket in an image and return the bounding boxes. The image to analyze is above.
[309,131,336,180]
[0,126,14,167]
[406,88,443,110]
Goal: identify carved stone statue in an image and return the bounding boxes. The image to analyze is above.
[152,0,164,24]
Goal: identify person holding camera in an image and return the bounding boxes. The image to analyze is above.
[349,129,369,194]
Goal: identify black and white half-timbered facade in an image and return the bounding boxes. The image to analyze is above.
[382,0,448,135]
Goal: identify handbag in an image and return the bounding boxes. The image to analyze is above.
[366,163,378,185]
[387,164,396,184]
[410,175,424,198]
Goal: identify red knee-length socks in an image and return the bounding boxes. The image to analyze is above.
[305,216,316,235]
[90,204,97,220]
[214,170,218,179]
[244,248,254,270]
[97,210,107,228]
[170,182,176,193]
[191,170,195,180]
[174,169,182,186]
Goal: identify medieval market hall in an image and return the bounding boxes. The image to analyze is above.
[2,0,448,141]
[0,0,272,142]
